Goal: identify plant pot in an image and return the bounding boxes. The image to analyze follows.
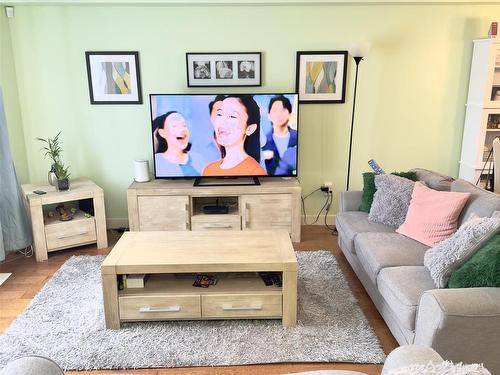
[48,164,57,186]
[56,178,70,191]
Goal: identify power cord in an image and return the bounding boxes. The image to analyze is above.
[0,245,33,265]
[301,187,333,227]
[324,191,336,233]
[301,188,320,225]
[18,245,34,258]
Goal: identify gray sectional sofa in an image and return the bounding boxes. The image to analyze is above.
[335,169,500,374]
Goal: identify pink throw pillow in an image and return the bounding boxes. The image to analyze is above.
[396,182,470,246]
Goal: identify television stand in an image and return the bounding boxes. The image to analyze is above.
[193,177,260,187]
[127,177,301,242]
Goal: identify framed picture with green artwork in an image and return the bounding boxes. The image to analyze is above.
[85,51,142,104]
[295,51,348,104]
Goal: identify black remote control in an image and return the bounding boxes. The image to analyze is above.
[259,273,273,286]
[368,159,385,175]
[33,190,46,195]
[271,273,282,287]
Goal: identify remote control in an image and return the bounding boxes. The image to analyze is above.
[368,159,385,175]
[33,190,46,195]
[259,272,274,286]
[271,273,282,287]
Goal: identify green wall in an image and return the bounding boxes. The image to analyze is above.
[2,3,498,223]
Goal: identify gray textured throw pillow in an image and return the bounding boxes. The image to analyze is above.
[368,174,415,227]
[388,360,491,375]
[424,212,500,288]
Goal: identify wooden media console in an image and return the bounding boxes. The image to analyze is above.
[127,178,301,242]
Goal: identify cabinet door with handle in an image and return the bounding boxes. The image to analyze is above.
[241,194,292,232]
[137,196,190,231]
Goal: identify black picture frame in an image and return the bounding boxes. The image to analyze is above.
[295,51,348,104]
[85,51,142,105]
[186,52,262,87]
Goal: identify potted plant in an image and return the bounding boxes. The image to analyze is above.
[53,161,70,191]
[36,131,71,191]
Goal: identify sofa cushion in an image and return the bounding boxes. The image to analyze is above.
[396,182,470,247]
[335,211,395,254]
[369,174,415,228]
[451,180,500,226]
[424,213,500,288]
[377,266,435,331]
[411,168,454,191]
[359,171,418,213]
[359,172,377,213]
[355,233,429,285]
[448,233,500,288]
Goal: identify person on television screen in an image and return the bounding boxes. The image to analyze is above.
[201,95,226,163]
[202,95,267,176]
[154,111,205,177]
[262,95,298,176]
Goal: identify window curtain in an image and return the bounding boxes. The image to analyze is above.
[0,88,32,261]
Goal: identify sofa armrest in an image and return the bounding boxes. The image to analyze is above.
[339,191,363,212]
[381,345,443,374]
[414,288,500,373]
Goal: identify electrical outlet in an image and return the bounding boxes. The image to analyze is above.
[321,181,333,194]
[5,6,14,18]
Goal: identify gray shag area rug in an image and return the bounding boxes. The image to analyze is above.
[0,251,385,370]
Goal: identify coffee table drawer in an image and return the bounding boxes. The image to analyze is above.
[202,293,282,318]
[119,295,201,320]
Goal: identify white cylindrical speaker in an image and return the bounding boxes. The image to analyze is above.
[134,160,150,182]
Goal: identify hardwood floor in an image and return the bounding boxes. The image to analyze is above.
[0,226,398,375]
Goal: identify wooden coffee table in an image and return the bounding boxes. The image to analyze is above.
[101,230,298,329]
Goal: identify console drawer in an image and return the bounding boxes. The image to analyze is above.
[191,215,241,231]
[202,293,282,318]
[119,295,201,320]
[45,217,97,251]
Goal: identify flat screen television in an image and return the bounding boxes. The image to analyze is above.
[150,93,299,183]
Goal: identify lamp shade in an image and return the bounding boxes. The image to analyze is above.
[348,42,371,58]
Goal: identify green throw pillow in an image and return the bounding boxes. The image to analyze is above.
[393,171,418,181]
[359,172,376,212]
[359,171,418,213]
[448,233,500,288]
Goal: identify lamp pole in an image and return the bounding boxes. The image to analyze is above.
[346,56,363,191]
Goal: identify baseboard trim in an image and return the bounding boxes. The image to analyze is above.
[107,216,335,229]
[106,218,129,229]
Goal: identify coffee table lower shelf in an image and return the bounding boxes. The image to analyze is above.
[118,274,283,322]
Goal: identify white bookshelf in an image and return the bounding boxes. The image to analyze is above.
[459,39,500,185]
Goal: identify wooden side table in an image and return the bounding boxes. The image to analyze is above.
[22,178,108,262]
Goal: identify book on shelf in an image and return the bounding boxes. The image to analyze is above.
[489,22,498,39]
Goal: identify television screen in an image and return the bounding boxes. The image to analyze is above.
[150,93,299,179]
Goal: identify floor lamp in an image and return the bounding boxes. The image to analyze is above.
[346,43,371,191]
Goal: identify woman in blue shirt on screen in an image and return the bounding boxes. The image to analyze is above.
[153,111,205,177]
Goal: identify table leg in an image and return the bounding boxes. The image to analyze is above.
[102,273,120,329]
[282,270,297,327]
[30,202,47,262]
[94,194,108,249]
